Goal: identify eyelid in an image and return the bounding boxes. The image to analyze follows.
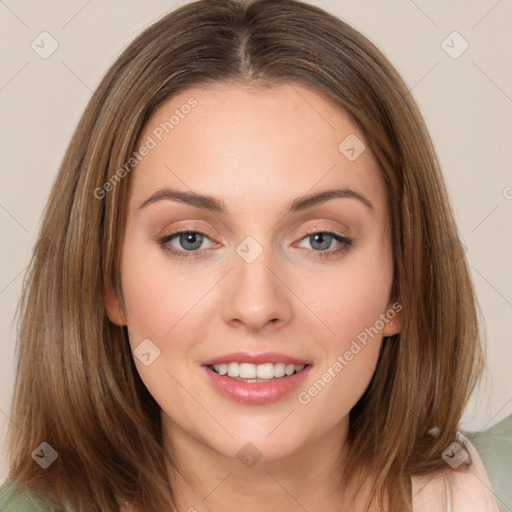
[157,222,218,240]
[297,223,347,237]
[291,219,351,240]
[157,220,354,262]
[158,225,218,247]
[158,220,350,243]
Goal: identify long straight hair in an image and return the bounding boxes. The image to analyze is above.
[6,0,484,510]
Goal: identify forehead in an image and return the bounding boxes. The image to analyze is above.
[129,82,386,215]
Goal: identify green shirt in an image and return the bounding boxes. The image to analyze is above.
[467,414,512,512]
[0,478,57,510]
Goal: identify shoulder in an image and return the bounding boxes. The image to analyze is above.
[467,413,512,508]
[0,479,57,511]
[411,437,501,512]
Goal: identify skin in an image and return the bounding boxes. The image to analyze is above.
[105,82,401,512]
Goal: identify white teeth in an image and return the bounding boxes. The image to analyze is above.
[227,362,239,377]
[256,363,274,379]
[239,363,257,379]
[273,362,286,377]
[212,362,306,379]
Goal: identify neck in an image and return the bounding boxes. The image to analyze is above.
[163,416,369,512]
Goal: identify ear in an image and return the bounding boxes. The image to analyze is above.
[382,300,402,337]
[103,285,127,326]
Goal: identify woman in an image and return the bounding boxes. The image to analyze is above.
[0,0,501,510]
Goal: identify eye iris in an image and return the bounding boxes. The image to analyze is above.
[310,233,332,251]
[180,232,203,251]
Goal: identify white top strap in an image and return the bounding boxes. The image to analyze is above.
[412,437,500,511]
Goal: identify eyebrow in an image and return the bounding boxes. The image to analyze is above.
[138,186,374,214]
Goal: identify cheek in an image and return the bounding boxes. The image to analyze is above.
[118,243,211,410]
[119,240,200,348]
[297,239,393,405]
[302,237,394,350]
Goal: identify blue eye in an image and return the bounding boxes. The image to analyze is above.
[305,232,336,251]
[296,231,353,259]
[158,230,213,259]
[169,232,205,251]
[158,229,353,261]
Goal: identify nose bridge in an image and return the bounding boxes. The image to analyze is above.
[221,234,292,331]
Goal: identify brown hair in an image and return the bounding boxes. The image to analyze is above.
[6,0,484,510]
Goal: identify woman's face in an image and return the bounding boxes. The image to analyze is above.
[106,82,400,464]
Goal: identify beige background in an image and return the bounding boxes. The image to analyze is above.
[1,0,511,481]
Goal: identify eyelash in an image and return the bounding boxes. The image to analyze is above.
[158,227,353,261]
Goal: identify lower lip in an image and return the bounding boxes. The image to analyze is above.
[203,365,312,405]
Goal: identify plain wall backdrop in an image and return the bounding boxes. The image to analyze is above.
[1,0,511,481]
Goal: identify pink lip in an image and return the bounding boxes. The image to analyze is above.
[203,364,313,405]
[202,351,311,366]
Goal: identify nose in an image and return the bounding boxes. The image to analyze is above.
[221,247,293,334]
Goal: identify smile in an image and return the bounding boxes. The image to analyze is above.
[202,353,312,405]
[208,362,306,381]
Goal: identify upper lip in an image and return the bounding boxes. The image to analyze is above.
[203,352,311,366]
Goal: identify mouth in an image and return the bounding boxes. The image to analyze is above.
[207,362,307,382]
[202,353,312,405]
